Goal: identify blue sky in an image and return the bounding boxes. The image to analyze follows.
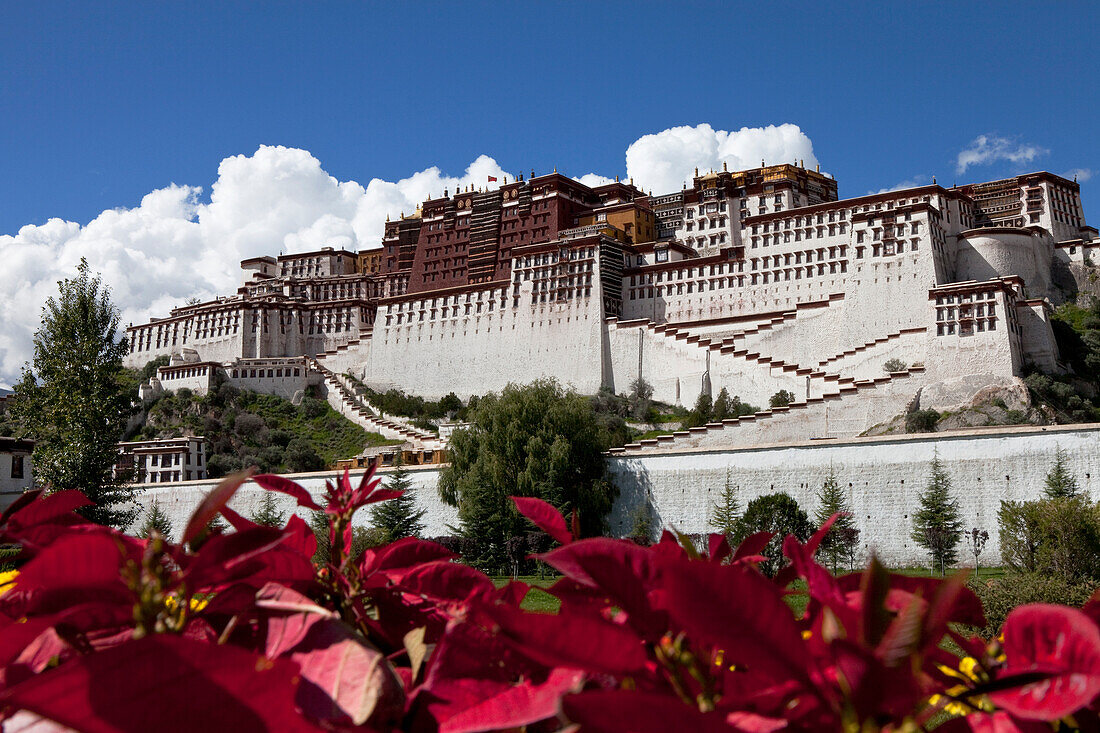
[3,2,1098,234]
[0,2,1098,386]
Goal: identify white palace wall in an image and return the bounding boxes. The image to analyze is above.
[362,283,609,401]
[607,424,1100,568]
[124,424,1100,571]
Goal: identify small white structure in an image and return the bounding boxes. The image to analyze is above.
[0,437,34,509]
[115,437,207,485]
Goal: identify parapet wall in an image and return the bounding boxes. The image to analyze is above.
[607,424,1100,567]
[124,424,1100,570]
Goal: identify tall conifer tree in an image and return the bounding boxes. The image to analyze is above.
[815,469,860,573]
[371,456,426,543]
[10,259,136,527]
[911,453,963,575]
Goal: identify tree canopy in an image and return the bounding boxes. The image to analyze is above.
[814,470,860,573]
[438,379,617,571]
[370,457,426,544]
[10,259,136,527]
[911,453,963,574]
[734,492,813,577]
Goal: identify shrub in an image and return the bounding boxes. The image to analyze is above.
[882,358,907,373]
[286,438,324,473]
[205,453,242,478]
[905,408,940,433]
[298,396,328,420]
[1000,496,1100,581]
[769,390,794,408]
[967,572,1097,636]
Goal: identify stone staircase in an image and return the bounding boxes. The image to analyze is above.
[612,306,857,404]
[608,364,926,454]
[817,327,927,369]
[306,357,443,450]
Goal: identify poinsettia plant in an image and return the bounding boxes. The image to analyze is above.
[0,461,1097,731]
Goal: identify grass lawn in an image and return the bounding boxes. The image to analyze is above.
[492,576,561,613]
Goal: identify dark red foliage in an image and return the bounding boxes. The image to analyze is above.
[0,473,1099,732]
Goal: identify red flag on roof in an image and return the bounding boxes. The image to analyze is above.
[487,176,498,182]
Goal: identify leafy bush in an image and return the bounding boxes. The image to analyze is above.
[905,408,940,433]
[882,358,907,373]
[968,572,1097,635]
[999,496,1100,581]
[768,389,795,408]
[2,478,1099,730]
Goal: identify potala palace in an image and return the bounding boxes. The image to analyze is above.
[124,162,1098,455]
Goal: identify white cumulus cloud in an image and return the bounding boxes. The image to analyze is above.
[0,145,511,387]
[956,135,1048,175]
[624,123,819,195]
[1062,168,1092,183]
[869,175,932,195]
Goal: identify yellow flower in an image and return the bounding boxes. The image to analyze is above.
[0,569,18,597]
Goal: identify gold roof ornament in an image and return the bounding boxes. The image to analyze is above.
[723,161,728,172]
[694,167,699,176]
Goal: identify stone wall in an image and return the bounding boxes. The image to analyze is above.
[123,423,1100,570]
[607,423,1100,567]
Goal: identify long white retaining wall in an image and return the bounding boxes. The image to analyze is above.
[121,424,1100,569]
[607,424,1100,567]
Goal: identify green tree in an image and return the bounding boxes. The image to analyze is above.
[250,490,287,527]
[370,458,426,543]
[769,390,795,408]
[438,379,617,571]
[815,470,860,573]
[711,388,733,422]
[10,259,137,527]
[137,498,173,539]
[682,391,713,429]
[911,454,963,575]
[627,377,654,422]
[734,492,813,577]
[709,470,740,541]
[1044,447,1081,498]
[627,502,656,546]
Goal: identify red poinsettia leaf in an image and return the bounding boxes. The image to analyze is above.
[252,473,322,511]
[511,497,572,545]
[4,491,91,530]
[256,583,334,624]
[0,634,320,732]
[708,533,732,564]
[360,536,458,578]
[219,504,259,532]
[0,488,45,524]
[399,560,494,603]
[657,557,814,686]
[185,527,315,591]
[937,711,1052,732]
[438,668,582,733]
[561,690,732,733]
[732,531,773,562]
[265,607,403,727]
[4,533,134,617]
[804,511,841,555]
[990,604,1100,720]
[539,537,666,638]
[476,602,648,675]
[182,469,254,544]
[281,514,317,560]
